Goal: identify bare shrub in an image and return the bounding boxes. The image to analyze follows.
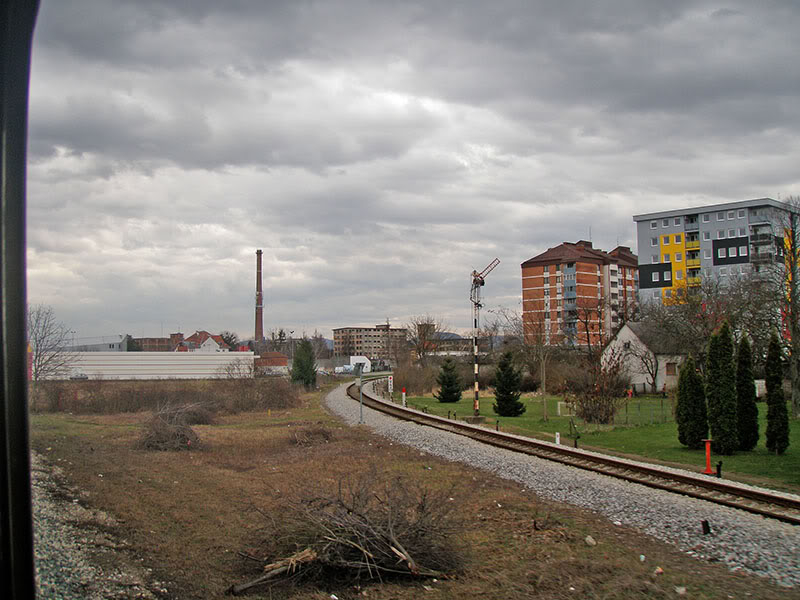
[31,378,300,415]
[137,404,204,451]
[230,472,463,594]
[392,365,437,395]
[291,425,333,446]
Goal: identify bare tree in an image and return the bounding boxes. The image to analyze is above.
[764,196,800,417]
[310,330,332,359]
[494,306,561,395]
[405,315,445,366]
[27,304,76,381]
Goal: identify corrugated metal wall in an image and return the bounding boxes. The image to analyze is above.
[66,352,256,380]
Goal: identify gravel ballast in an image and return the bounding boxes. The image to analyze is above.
[31,451,165,599]
[325,383,800,588]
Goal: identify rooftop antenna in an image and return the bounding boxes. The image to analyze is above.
[470,258,500,416]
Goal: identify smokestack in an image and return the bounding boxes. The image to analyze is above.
[255,249,264,342]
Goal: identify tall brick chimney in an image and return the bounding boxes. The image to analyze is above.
[255,249,264,342]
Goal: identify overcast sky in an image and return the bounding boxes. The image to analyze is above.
[26,0,800,341]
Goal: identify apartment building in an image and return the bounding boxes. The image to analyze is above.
[520,241,639,347]
[632,198,790,303]
[332,323,408,361]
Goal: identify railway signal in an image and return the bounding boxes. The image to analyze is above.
[470,258,500,416]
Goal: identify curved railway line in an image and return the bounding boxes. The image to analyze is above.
[347,382,800,526]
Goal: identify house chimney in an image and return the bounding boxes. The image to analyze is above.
[255,249,264,342]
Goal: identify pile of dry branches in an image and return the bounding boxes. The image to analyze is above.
[136,403,206,451]
[228,473,462,595]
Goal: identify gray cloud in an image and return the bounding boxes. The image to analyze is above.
[26,0,800,340]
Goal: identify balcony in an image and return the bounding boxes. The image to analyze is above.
[750,233,774,245]
[750,253,774,264]
[685,240,700,250]
[684,221,699,231]
[687,276,701,286]
[686,258,701,268]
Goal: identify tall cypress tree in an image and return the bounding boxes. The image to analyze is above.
[676,355,707,449]
[706,321,738,455]
[736,336,759,451]
[493,352,526,417]
[765,332,790,455]
[434,358,462,403]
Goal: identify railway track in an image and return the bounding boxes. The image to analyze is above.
[347,382,800,526]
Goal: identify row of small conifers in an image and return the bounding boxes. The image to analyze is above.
[677,322,790,456]
[349,379,800,525]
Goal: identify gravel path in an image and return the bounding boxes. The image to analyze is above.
[325,383,800,588]
[31,451,166,599]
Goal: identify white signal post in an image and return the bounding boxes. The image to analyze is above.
[470,258,500,416]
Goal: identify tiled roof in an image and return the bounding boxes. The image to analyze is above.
[521,241,611,267]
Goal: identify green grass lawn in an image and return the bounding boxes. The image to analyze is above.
[398,392,800,492]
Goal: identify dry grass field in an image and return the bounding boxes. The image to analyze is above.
[28,381,800,599]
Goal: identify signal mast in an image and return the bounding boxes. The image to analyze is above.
[470,258,500,416]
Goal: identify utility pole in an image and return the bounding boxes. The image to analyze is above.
[470,258,500,416]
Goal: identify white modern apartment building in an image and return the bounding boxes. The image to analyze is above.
[632,197,791,303]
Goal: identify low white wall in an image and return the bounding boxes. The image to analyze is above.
[66,352,255,380]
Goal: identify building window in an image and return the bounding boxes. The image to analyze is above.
[728,247,737,257]
[739,245,748,256]
[650,220,657,229]
[543,265,549,273]
[666,362,677,376]
[676,270,683,280]
[662,218,669,227]
[674,217,680,225]
[543,277,549,285]
[704,249,711,259]
[675,234,682,243]
[664,271,671,281]
[650,237,657,246]
[665,289,672,298]
[738,209,745,218]
[663,254,670,262]
[652,272,660,282]
[703,231,710,241]
[718,248,726,258]
[720,267,727,276]
[653,290,660,299]
[675,252,682,262]
[728,210,735,219]
[717,212,724,221]
[728,229,735,237]
[662,235,670,244]
[702,214,710,223]
[717,230,725,239]
[651,255,658,264]
[544,289,550,296]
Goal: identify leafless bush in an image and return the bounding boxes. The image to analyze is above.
[31,378,300,415]
[392,365,437,395]
[136,404,204,451]
[230,472,463,594]
[291,425,333,446]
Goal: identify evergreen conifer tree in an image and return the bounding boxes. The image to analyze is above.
[493,352,526,417]
[291,339,317,388]
[434,358,462,403]
[736,336,759,451]
[765,332,790,455]
[705,321,738,455]
[676,355,707,449]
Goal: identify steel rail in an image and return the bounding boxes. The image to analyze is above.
[347,383,800,526]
